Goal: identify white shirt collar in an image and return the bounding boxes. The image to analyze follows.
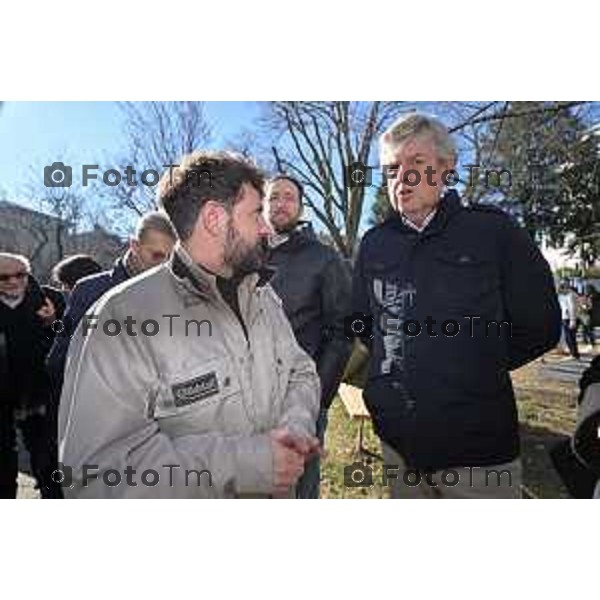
[401,208,437,233]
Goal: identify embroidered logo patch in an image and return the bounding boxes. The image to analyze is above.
[172,372,219,407]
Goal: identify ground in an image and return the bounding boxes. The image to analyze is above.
[319,348,592,499]
[16,347,594,499]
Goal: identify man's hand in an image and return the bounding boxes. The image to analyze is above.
[36,297,56,326]
[271,427,322,460]
[270,429,306,498]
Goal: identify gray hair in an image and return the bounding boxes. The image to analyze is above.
[380,113,457,164]
[0,252,31,273]
[135,211,178,242]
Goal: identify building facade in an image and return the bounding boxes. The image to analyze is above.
[0,200,125,282]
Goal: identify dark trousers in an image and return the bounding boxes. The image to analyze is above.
[296,408,329,499]
[563,320,580,359]
[0,402,63,499]
[580,320,596,347]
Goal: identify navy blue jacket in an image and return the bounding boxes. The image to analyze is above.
[47,257,129,393]
[352,191,561,470]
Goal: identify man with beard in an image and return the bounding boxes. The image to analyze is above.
[267,176,353,498]
[59,151,320,498]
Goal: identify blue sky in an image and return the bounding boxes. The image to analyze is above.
[0,101,261,204]
[0,101,381,237]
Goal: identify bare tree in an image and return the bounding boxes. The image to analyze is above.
[369,101,597,224]
[26,162,86,261]
[103,102,212,216]
[264,101,416,258]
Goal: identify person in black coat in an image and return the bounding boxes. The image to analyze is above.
[0,253,63,498]
[267,175,354,498]
[51,254,102,293]
[352,114,561,499]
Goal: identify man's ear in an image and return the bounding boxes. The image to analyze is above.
[201,200,229,236]
[129,237,139,253]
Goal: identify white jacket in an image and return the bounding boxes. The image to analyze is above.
[58,244,320,498]
[558,291,577,325]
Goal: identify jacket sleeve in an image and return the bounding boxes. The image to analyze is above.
[316,255,354,408]
[269,291,320,437]
[59,297,274,498]
[351,237,373,352]
[47,281,96,393]
[499,218,561,370]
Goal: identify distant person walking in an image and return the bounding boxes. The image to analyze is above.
[578,285,597,350]
[558,281,580,359]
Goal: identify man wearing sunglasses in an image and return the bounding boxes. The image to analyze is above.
[0,253,62,498]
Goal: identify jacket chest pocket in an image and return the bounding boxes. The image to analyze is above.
[152,356,249,435]
[429,253,500,311]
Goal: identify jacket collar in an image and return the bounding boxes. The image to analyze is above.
[270,220,317,251]
[169,242,274,301]
[388,189,462,237]
[112,256,132,284]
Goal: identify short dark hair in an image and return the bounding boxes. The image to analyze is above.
[268,175,304,201]
[135,211,178,242]
[157,150,265,241]
[52,254,102,289]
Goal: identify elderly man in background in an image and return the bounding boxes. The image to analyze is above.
[0,253,62,498]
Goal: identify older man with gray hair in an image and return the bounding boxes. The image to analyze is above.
[351,113,561,498]
[0,253,61,498]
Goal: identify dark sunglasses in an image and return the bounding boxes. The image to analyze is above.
[0,271,28,282]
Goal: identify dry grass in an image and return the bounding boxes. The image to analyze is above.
[321,351,581,499]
